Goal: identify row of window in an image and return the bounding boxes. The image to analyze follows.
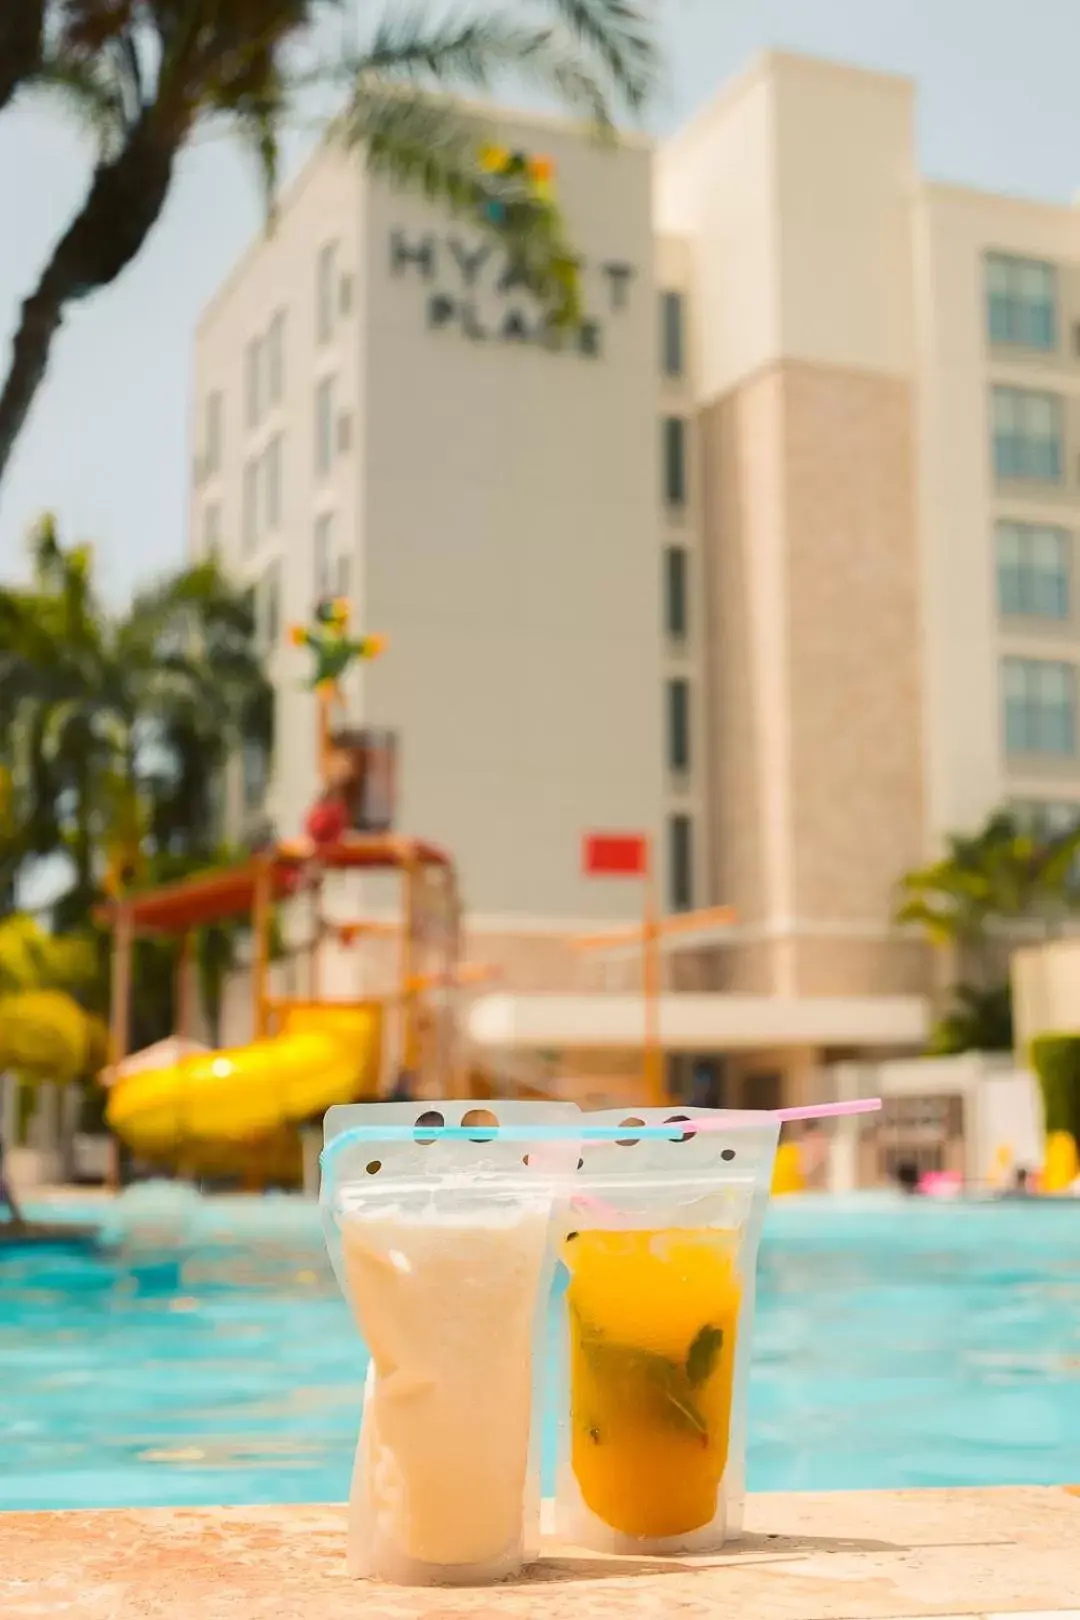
[659,273,692,905]
[237,383,349,555]
[200,240,350,484]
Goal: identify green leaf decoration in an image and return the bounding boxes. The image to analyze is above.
[572,1305,709,1441]
[686,1323,724,1388]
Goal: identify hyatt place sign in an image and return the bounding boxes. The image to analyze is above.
[389,231,636,359]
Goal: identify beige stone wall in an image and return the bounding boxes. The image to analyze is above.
[789,936,931,998]
[782,361,924,925]
[699,358,930,999]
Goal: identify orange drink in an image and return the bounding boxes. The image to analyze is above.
[563,1227,741,1541]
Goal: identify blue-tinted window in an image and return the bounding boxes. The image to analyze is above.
[661,291,684,377]
[992,387,1063,482]
[1002,657,1076,756]
[996,522,1070,618]
[667,678,691,772]
[668,813,694,912]
[986,254,1057,350]
[665,546,689,640]
[663,417,688,506]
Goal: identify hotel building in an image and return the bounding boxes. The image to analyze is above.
[190,50,1080,1105]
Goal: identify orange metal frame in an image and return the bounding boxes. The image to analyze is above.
[573,856,737,1106]
[94,837,464,1134]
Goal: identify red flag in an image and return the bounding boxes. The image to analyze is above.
[582,833,648,877]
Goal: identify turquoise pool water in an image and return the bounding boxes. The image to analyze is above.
[2,1194,1079,1511]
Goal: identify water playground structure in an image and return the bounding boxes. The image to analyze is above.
[89,597,1073,1197]
[96,600,480,1183]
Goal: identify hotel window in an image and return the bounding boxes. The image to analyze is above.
[263,434,282,530]
[260,560,281,650]
[204,390,222,475]
[244,336,262,429]
[317,242,338,345]
[1012,798,1080,842]
[202,502,221,558]
[1011,797,1080,887]
[1002,657,1076,756]
[996,521,1070,619]
[661,291,684,378]
[666,677,691,773]
[668,813,694,913]
[664,545,688,641]
[265,310,285,407]
[313,512,333,602]
[315,377,335,476]
[242,457,259,554]
[663,416,688,507]
[992,386,1063,482]
[986,253,1057,350]
[241,739,269,812]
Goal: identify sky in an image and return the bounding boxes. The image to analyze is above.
[3,0,1080,602]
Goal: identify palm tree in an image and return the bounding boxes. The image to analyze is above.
[0,0,657,484]
[896,807,1080,1054]
[0,913,108,1215]
[0,515,272,925]
[896,809,1080,971]
[0,2,45,115]
[0,913,98,998]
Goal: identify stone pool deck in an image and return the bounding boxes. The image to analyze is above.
[2,1488,1080,1620]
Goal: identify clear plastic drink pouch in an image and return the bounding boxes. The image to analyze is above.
[556,1108,780,1556]
[321,1101,580,1586]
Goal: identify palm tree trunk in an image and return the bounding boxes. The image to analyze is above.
[0,118,177,484]
[0,1,45,116]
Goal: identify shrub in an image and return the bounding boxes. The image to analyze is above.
[1030,1034,1080,1143]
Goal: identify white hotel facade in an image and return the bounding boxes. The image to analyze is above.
[190,51,1080,1103]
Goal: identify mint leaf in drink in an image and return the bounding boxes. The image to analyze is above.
[686,1324,724,1388]
[662,1384,708,1441]
[571,1305,709,1441]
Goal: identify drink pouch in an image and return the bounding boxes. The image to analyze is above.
[320,1101,580,1586]
[556,1107,779,1556]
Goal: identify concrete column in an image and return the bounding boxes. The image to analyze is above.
[300,1127,321,1198]
[1,1071,19,1147]
[829,1062,868,1193]
[39,1082,64,1182]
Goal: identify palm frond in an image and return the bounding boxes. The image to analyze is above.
[537,0,657,113]
[30,54,129,155]
[343,88,580,322]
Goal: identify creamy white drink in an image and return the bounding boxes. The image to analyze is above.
[341,1201,549,1585]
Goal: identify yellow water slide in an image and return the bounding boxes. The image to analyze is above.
[106,1003,382,1170]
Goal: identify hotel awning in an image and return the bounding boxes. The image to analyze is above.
[466,993,929,1053]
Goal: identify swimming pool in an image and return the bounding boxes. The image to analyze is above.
[2,1194,1078,1511]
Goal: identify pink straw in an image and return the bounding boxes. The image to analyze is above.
[772,1098,881,1124]
[625,1097,884,1134]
